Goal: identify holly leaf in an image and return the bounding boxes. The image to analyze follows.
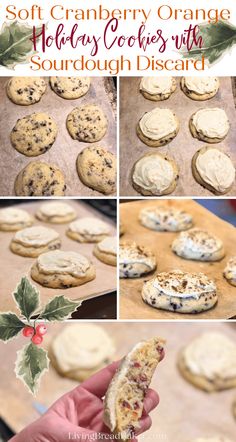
[15,343,49,395]
[13,277,40,321]
[0,313,25,342]
[40,296,81,321]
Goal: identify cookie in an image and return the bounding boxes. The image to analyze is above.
[192,146,235,195]
[31,250,95,288]
[181,77,220,100]
[0,207,33,231]
[15,161,66,196]
[76,146,116,195]
[36,202,77,224]
[67,217,111,243]
[67,104,108,142]
[177,332,236,392]
[140,77,177,101]
[137,108,179,147]
[7,77,46,105]
[172,228,225,262]
[223,257,236,286]
[132,152,179,196]
[10,226,61,258]
[142,270,217,313]
[93,236,117,266]
[50,76,90,99]
[49,324,115,381]
[119,241,156,278]
[139,206,193,232]
[189,108,230,143]
[10,112,58,157]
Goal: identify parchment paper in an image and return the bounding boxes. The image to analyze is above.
[0,77,116,196]
[120,199,236,320]
[0,200,117,314]
[119,77,236,196]
[0,322,235,441]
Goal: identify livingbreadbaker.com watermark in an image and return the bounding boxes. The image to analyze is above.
[68,432,168,440]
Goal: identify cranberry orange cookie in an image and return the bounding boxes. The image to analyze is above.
[189,108,230,143]
[93,236,117,266]
[142,270,217,313]
[137,107,179,147]
[192,147,235,195]
[67,104,108,142]
[36,202,77,224]
[181,77,220,100]
[10,226,61,258]
[50,76,90,99]
[31,250,95,288]
[178,332,236,392]
[7,77,46,105]
[104,337,165,441]
[15,161,66,196]
[0,207,33,231]
[67,217,110,243]
[223,257,236,286]
[119,241,156,278]
[140,77,177,101]
[172,228,225,262]
[139,206,193,232]
[132,153,179,196]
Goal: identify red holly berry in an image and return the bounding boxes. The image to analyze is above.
[31,334,43,345]
[22,326,34,338]
[36,324,47,336]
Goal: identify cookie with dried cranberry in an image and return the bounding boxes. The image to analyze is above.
[50,77,91,99]
[66,104,108,142]
[7,77,47,105]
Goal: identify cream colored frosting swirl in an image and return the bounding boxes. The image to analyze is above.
[119,242,156,273]
[38,202,76,217]
[196,149,235,193]
[37,250,90,277]
[0,207,32,224]
[140,77,174,95]
[172,228,223,259]
[133,155,175,194]
[69,217,110,235]
[97,236,117,255]
[14,226,59,246]
[139,108,178,140]
[139,206,192,231]
[184,76,219,94]
[192,108,229,138]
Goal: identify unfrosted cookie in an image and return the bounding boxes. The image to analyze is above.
[177,332,236,392]
[7,77,46,105]
[93,236,117,266]
[31,250,95,288]
[67,104,108,142]
[119,241,156,278]
[67,217,111,243]
[137,108,179,147]
[15,161,66,196]
[142,270,217,313]
[76,146,116,195]
[49,324,115,381]
[192,147,235,195]
[181,77,220,100]
[132,152,179,196]
[0,207,33,231]
[140,77,177,101]
[189,108,230,143]
[50,76,90,99]
[223,257,236,286]
[36,202,77,224]
[10,226,61,258]
[139,206,193,232]
[172,228,225,262]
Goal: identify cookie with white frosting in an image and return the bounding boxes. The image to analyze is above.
[10,226,61,258]
[178,332,236,391]
[36,202,77,224]
[119,241,156,278]
[223,256,236,286]
[189,108,230,143]
[50,76,90,99]
[67,217,111,243]
[140,77,177,101]
[7,77,47,105]
[0,207,33,231]
[181,76,220,101]
[93,236,117,266]
[142,270,217,313]
[192,147,235,195]
[137,108,179,147]
[132,152,179,196]
[139,206,193,232]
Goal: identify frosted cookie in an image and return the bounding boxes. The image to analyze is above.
[178,332,236,392]
[189,108,230,143]
[119,241,156,278]
[36,202,76,224]
[137,107,179,147]
[172,228,225,262]
[223,257,236,286]
[15,161,66,196]
[50,76,90,99]
[104,337,165,441]
[192,147,235,195]
[76,146,116,195]
[10,226,61,258]
[190,438,233,442]
[7,77,47,105]
[93,236,117,266]
[67,104,108,142]
[31,250,95,288]
[67,217,111,243]
[181,77,220,100]
[140,77,177,101]
[142,270,217,313]
[0,207,33,231]
[49,324,115,381]
[132,152,179,196]
[139,206,193,232]
[10,112,58,157]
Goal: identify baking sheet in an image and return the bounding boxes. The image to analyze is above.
[120,199,236,320]
[0,200,117,314]
[0,77,117,197]
[0,322,235,441]
[119,77,236,196]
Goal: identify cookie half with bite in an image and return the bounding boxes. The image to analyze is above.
[7,77,47,105]
[189,108,230,143]
[67,217,111,243]
[137,107,179,147]
[140,76,177,101]
[93,236,117,266]
[139,206,193,232]
[67,104,108,142]
[0,207,33,231]
[10,225,61,258]
[223,256,236,286]
[36,202,77,224]
[15,161,66,196]
[50,76,90,99]
[181,76,220,100]
[119,241,156,278]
